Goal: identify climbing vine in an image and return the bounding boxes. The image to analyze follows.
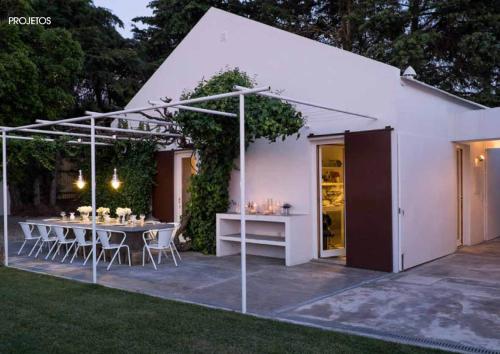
[173,69,304,253]
[80,139,157,215]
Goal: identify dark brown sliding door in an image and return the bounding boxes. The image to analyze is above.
[152,151,174,222]
[345,129,393,272]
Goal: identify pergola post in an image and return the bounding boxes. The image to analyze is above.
[91,118,97,284]
[2,130,8,266]
[239,94,247,313]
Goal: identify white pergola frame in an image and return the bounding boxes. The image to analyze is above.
[1,85,377,314]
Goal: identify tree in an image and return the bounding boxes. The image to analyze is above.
[133,0,243,73]
[0,16,84,212]
[31,0,147,112]
[0,24,83,126]
[154,69,303,253]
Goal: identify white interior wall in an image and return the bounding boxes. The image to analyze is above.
[485,148,500,240]
[468,141,487,244]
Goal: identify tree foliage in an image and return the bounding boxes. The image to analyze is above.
[30,0,148,112]
[79,140,158,216]
[4,138,81,213]
[134,0,499,106]
[171,69,303,253]
[132,0,241,73]
[0,12,85,212]
[0,0,148,212]
[0,23,83,126]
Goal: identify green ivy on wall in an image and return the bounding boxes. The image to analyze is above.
[80,140,157,216]
[174,69,304,254]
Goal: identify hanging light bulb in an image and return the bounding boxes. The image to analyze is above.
[75,170,86,189]
[111,168,121,189]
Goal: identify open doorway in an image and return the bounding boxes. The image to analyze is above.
[318,144,346,259]
[174,150,196,223]
[312,129,393,271]
[453,139,500,246]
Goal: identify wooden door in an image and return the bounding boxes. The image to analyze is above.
[152,151,174,222]
[345,129,393,272]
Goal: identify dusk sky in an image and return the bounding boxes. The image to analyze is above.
[93,0,152,38]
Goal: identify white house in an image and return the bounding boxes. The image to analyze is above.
[125,8,500,272]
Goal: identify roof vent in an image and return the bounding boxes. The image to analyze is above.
[402,66,417,79]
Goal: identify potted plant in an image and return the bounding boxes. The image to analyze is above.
[77,206,92,222]
[282,203,292,216]
[97,207,110,222]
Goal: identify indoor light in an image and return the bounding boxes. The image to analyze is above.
[111,168,121,189]
[474,154,486,166]
[75,170,86,189]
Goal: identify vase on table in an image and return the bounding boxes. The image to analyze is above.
[82,213,90,222]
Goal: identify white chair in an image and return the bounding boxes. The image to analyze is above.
[142,228,177,270]
[34,224,58,259]
[96,230,131,270]
[170,222,182,261]
[51,226,76,262]
[17,222,41,256]
[70,227,96,265]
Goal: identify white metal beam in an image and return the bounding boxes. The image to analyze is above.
[234,85,378,121]
[7,86,270,133]
[239,94,247,314]
[5,135,110,146]
[90,118,97,284]
[148,102,238,118]
[85,111,174,126]
[0,126,128,141]
[36,120,181,138]
[2,130,8,266]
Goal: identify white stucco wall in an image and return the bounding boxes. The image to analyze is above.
[394,80,479,269]
[454,108,500,142]
[125,7,402,266]
[124,8,494,271]
[127,8,400,126]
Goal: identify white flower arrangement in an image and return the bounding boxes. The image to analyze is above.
[97,207,110,216]
[77,206,92,214]
[116,207,132,217]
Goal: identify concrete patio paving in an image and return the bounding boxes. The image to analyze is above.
[3,218,500,353]
[7,242,385,316]
[282,239,500,353]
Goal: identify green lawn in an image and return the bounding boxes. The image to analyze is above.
[0,267,442,354]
